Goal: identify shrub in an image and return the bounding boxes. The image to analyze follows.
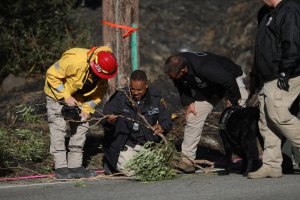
[0,0,92,81]
[0,127,49,167]
[13,129,48,162]
[15,105,41,123]
[0,128,11,166]
[124,142,177,181]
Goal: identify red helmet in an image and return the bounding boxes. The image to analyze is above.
[90,51,118,79]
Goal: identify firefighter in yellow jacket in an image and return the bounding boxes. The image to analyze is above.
[44,46,118,179]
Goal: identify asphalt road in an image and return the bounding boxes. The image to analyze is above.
[1,173,300,200]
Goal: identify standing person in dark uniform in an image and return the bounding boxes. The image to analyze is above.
[164,51,249,173]
[102,70,172,176]
[248,0,300,179]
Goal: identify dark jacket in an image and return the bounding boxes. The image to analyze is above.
[254,0,300,83]
[102,86,172,173]
[174,52,243,106]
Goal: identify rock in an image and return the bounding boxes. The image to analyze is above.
[1,74,26,93]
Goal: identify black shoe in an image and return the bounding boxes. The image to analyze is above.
[54,167,71,179]
[69,166,97,178]
[103,162,113,175]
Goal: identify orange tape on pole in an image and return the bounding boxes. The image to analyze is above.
[102,20,139,38]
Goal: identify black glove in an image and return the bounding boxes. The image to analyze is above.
[277,71,290,91]
[61,105,81,120]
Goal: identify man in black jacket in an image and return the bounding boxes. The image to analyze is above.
[164,51,248,173]
[102,70,172,175]
[248,0,300,179]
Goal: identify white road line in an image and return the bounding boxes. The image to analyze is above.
[0,181,75,189]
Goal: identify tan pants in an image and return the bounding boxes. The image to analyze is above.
[181,74,249,159]
[117,145,143,176]
[258,77,300,170]
[46,96,89,169]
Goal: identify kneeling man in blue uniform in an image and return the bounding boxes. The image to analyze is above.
[101,70,172,175]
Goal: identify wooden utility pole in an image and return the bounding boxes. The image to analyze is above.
[103,0,139,95]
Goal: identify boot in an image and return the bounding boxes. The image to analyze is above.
[69,166,97,178]
[54,167,72,179]
[247,166,282,179]
[173,159,195,174]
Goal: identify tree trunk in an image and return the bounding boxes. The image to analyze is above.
[102,0,139,95]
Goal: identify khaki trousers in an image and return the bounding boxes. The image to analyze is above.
[46,96,89,169]
[181,74,249,159]
[258,77,300,170]
[117,145,143,176]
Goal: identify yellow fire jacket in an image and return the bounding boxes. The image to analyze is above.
[44,46,112,114]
